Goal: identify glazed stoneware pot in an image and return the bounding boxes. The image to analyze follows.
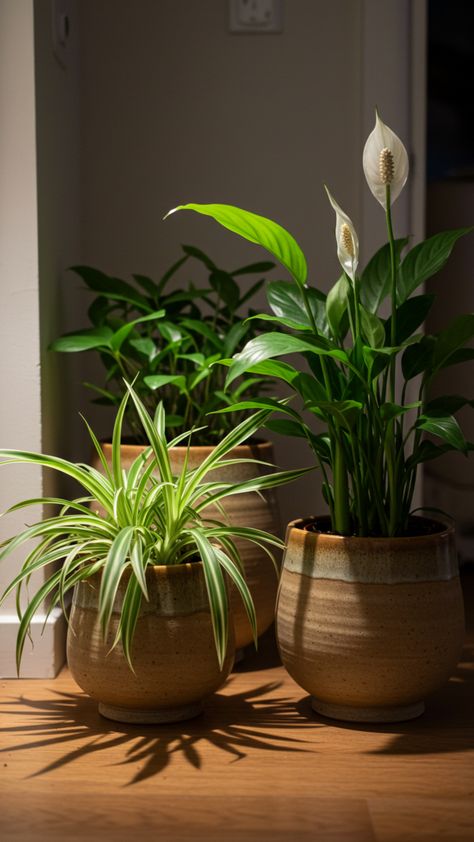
[276,517,465,723]
[92,441,281,650]
[67,562,234,724]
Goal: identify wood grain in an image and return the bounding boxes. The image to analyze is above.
[1,574,473,841]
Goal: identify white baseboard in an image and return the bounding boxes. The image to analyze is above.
[0,608,66,678]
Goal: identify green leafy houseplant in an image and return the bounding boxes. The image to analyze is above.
[50,246,275,444]
[0,385,308,673]
[166,112,473,538]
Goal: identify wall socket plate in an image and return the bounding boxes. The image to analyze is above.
[51,0,73,69]
[229,0,283,34]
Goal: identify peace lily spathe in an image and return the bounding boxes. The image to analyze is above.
[325,186,359,281]
[363,111,409,209]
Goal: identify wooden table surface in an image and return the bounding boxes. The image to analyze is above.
[1,575,473,842]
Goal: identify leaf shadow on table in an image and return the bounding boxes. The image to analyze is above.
[0,677,318,785]
[295,646,474,757]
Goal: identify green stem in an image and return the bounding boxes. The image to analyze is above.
[385,184,397,403]
[333,436,351,535]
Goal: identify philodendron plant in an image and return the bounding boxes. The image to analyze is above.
[0,386,308,672]
[50,246,274,444]
[166,112,473,538]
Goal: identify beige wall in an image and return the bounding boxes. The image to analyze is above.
[0,0,79,675]
[0,0,43,611]
[75,0,419,524]
[77,0,364,522]
[35,0,82,470]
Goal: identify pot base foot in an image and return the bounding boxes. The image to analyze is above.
[311,697,425,723]
[98,701,203,724]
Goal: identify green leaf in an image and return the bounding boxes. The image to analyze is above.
[267,281,327,333]
[223,321,250,357]
[69,266,153,312]
[231,260,275,276]
[144,374,187,391]
[192,530,229,669]
[440,348,474,369]
[360,306,385,348]
[416,412,468,452]
[433,313,474,371]
[360,238,408,313]
[132,273,157,298]
[425,395,474,415]
[406,440,459,469]
[209,270,240,310]
[214,397,300,421]
[401,335,435,380]
[293,372,327,404]
[179,319,222,350]
[214,547,257,646]
[386,295,434,346]
[181,244,217,271]
[109,310,165,352]
[238,278,265,307]
[167,203,308,286]
[226,333,349,386]
[49,326,113,353]
[266,418,307,438]
[380,402,422,422]
[129,337,157,359]
[326,274,350,340]
[99,527,134,638]
[306,399,363,431]
[398,228,472,302]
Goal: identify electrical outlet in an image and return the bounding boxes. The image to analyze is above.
[51,0,73,69]
[229,0,283,34]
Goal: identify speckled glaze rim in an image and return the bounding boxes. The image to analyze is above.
[73,560,213,616]
[98,439,274,458]
[282,516,459,584]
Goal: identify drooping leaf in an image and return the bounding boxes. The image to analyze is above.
[398,228,472,302]
[385,294,434,345]
[69,266,153,312]
[401,335,436,380]
[379,402,421,422]
[49,326,113,353]
[360,238,408,313]
[425,395,474,415]
[226,332,349,386]
[416,412,468,452]
[433,313,474,372]
[267,281,327,334]
[167,203,308,286]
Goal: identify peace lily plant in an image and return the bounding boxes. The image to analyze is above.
[0,385,306,674]
[166,111,473,538]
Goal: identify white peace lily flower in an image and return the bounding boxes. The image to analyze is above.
[325,186,359,282]
[363,110,409,209]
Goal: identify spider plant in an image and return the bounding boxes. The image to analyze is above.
[0,385,310,673]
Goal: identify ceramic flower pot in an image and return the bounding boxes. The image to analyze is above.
[67,562,234,723]
[92,441,281,650]
[276,517,465,723]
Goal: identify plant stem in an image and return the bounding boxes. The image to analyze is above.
[385,184,397,402]
[334,437,351,535]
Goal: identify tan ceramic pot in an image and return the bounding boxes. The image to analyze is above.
[92,441,281,650]
[276,517,465,723]
[67,562,234,723]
